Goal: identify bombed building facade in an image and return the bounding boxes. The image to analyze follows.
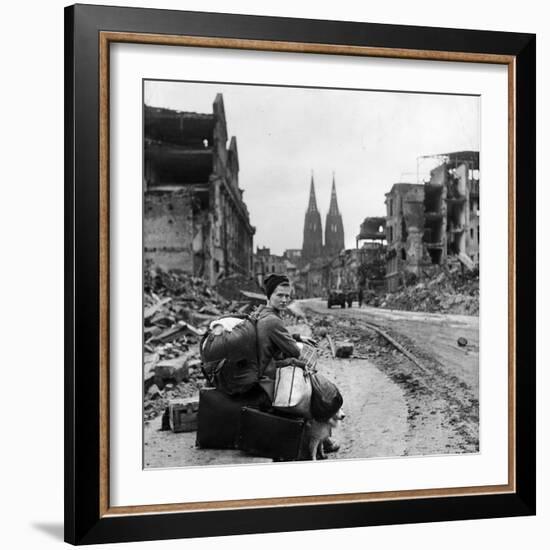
[253,247,287,285]
[423,151,480,266]
[356,217,387,291]
[144,95,255,286]
[385,183,426,292]
[384,151,480,292]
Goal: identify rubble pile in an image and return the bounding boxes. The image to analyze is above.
[365,268,479,315]
[143,266,250,422]
[308,314,387,362]
[214,273,263,301]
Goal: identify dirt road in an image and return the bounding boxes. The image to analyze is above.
[301,299,479,456]
[144,350,408,467]
[144,302,478,467]
[302,299,479,392]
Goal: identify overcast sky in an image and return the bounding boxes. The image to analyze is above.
[145,80,480,256]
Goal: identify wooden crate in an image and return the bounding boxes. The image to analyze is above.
[168,397,199,433]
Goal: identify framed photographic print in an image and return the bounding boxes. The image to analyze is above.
[65,3,536,545]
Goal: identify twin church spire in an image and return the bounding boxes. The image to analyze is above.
[302,172,345,262]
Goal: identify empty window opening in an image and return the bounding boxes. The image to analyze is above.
[401,218,408,242]
[427,248,442,265]
[424,186,442,213]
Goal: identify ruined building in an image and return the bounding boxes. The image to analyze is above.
[385,184,425,292]
[356,216,386,248]
[324,174,345,257]
[283,249,302,264]
[356,217,387,291]
[423,151,480,266]
[384,151,480,292]
[253,247,287,285]
[301,175,323,263]
[144,94,255,285]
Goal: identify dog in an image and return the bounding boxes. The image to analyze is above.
[307,408,346,460]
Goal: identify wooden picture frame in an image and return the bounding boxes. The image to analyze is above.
[65,4,535,545]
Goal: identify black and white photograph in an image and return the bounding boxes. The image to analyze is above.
[142,79,481,469]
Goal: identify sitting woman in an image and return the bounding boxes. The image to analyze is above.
[255,274,316,398]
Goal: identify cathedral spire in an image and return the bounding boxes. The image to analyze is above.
[328,172,340,216]
[324,172,345,257]
[302,171,323,262]
[307,172,319,213]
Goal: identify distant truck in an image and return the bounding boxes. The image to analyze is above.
[327,289,346,309]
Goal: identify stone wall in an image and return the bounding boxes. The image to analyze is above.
[144,189,194,271]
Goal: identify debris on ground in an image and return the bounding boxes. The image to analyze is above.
[457,337,468,347]
[305,310,479,454]
[335,341,354,358]
[364,267,479,315]
[143,265,253,422]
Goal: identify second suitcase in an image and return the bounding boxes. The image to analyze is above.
[196,387,267,449]
[238,407,305,461]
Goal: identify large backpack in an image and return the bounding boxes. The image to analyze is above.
[200,314,259,395]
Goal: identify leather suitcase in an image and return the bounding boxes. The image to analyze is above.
[196,387,267,449]
[238,407,306,461]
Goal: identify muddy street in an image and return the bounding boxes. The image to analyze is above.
[145,300,478,468]
[144,352,407,467]
[302,299,479,392]
[301,299,479,457]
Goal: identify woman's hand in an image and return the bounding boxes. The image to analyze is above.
[300,336,318,348]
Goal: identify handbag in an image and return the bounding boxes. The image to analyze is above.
[310,373,343,422]
[272,364,312,417]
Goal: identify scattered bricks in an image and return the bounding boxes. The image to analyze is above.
[335,341,354,358]
[180,321,203,337]
[199,305,222,316]
[155,353,193,384]
[144,352,160,392]
[168,396,200,432]
[144,297,172,321]
[237,302,252,314]
[147,384,162,399]
[144,326,163,340]
[149,312,174,327]
[188,311,218,327]
[144,371,157,393]
[143,266,247,422]
[150,324,187,344]
[153,375,165,390]
[186,359,202,375]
